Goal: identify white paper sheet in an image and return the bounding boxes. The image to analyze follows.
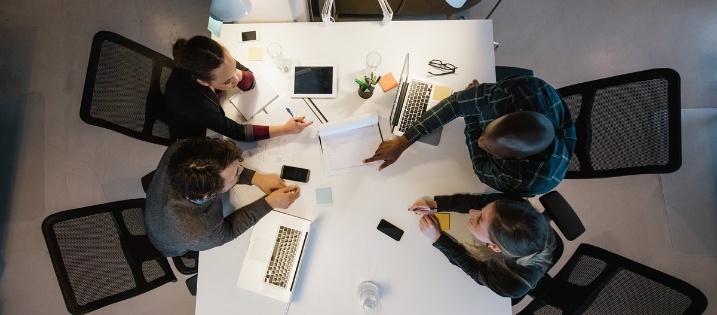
[317,112,382,176]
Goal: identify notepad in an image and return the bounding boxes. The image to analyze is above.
[316,187,333,205]
[229,75,279,119]
[379,72,398,92]
[248,47,263,61]
[317,112,383,176]
[434,213,450,230]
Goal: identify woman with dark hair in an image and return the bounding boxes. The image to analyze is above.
[145,137,301,257]
[410,193,555,298]
[165,35,312,142]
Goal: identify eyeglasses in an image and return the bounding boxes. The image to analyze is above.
[428,59,457,76]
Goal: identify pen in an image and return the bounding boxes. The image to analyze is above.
[286,107,294,117]
[408,207,438,211]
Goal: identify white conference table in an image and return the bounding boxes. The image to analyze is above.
[197,20,504,315]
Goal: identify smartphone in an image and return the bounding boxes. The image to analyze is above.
[377,219,404,241]
[240,31,259,42]
[280,165,310,183]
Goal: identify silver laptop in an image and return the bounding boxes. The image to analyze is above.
[388,53,452,146]
[237,210,311,303]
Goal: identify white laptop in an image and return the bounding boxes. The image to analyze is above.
[388,53,452,146]
[237,210,312,303]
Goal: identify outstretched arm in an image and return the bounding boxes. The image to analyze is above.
[363,135,411,170]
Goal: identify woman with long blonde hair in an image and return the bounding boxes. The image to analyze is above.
[411,193,555,298]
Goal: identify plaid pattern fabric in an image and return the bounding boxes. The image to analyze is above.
[404,76,576,195]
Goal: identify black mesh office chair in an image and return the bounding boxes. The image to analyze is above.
[80,31,175,146]
[41,199,176,314]
[557,68,681,179]
[511,191,586,305]
[518,243,708,315]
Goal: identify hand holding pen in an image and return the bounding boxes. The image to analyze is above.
[276,107,313,136]
[409,199,438,215]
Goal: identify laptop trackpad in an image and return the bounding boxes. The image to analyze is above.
[249,237,272,263]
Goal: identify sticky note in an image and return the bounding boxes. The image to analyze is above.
[207,16,223,38]
[434,213,450,230]
[379,72,398,92]
[432,85,451,101]
[316,187,333,205]
[248,47,263,61]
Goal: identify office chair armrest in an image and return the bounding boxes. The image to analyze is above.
[539,191,585,241]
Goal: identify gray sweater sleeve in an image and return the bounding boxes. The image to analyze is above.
[199,197,273,252]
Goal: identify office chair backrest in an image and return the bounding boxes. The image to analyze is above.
[80,31,175,146]
[519,243,708,315]
[511,191,585,306]
[42,199,176,314]
[557,68,681,179]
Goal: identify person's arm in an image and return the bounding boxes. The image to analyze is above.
[434,193,525,213]
[201,197,273,250]
[235,61,256,91]
[432,233,527,298]
[192,100,270,141]
[403,83,494,143]
[364,83,494,170]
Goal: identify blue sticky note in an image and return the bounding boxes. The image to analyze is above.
[207,15,223,38]
[316,187,333,205]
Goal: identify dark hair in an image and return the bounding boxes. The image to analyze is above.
[172,36,226,82]
[489,199,555,266]
[485,111,555,158]
[167,138,243,200]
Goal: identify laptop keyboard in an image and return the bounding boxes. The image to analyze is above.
[264,226,301,288]
[398,81,433,132]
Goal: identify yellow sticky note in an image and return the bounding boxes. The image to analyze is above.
[434,213,450,230]
[432,85,451,101]
[248,47,263,61]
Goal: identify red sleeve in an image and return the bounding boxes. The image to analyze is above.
[252,125,270,140]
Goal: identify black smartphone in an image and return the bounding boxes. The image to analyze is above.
[377,219,404,241]
[280,165,310,183]
[240,31,259,41]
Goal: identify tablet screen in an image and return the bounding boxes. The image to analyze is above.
[291,65,337,98]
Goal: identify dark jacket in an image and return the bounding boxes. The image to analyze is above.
[431,193,550,298]
[165,61,268,141]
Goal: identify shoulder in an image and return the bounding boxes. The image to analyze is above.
[487,260,545,298]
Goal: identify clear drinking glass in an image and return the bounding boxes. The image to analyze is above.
[267,42,289,72]
[356,281,382,315]
[365,52,381,77]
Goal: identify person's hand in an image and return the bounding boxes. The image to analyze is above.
[252,173,286,195]
[409,199,438,215]
[419,214,442,243]
[265,186,300,209]
[270,117,314,137]
[465,79,479,90]
[363,136,411,170]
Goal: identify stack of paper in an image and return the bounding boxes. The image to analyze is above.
[317,112,383,176]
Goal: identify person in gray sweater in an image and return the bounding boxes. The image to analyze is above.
[145,138,300,257]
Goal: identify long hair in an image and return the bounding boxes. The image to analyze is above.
[468,199,555,287]
[167,138,243,200]
[171,35,226,82]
